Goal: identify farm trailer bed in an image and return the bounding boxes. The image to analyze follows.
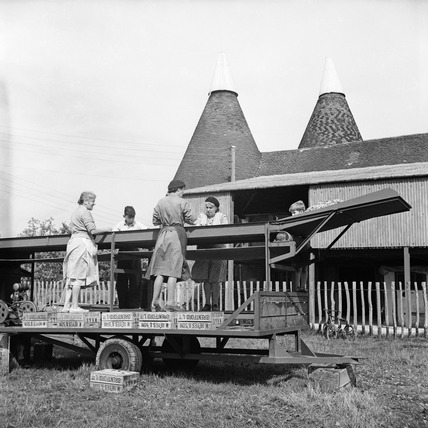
[0,291,359,374]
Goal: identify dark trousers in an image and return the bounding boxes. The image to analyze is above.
[116,258,143,309]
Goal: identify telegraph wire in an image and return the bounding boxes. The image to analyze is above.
[0,180,118,225]
[0,124,186,151]
[0,164,168,183]
[1,172,120,218]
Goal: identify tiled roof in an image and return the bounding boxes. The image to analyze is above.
[258,133,428,176]
[298,93,362,149]
[174,90,261,189]
[185,162,428,195]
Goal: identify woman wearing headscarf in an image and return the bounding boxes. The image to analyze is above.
[192,196,228,311]
[146,179,196,312]
[62,191,111,312]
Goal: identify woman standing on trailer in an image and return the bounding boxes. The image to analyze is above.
[62,191,111,312]
[146,179,196,312]
[192,196,228,311]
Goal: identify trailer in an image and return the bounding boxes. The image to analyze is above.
[0,189,411,379]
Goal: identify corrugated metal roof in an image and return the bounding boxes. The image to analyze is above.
[185,162,428,195]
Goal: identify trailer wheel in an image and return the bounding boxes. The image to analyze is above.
[110,336,144,373]
[162,336,200,371]
[0,300,8,324]
[96,338,142,372]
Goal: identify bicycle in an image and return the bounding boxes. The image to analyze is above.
[322,309,355,340]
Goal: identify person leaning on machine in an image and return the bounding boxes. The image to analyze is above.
[113,206,148,309]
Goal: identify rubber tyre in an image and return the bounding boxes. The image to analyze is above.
[323,324,337,339]
[345,325,356,340]
[96,338,142,372]
[0,300,8,324]
[110,336,144,373]
[162,336,201,371]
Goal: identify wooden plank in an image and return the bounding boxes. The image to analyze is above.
[360,281,366,335]
[368,282,373,336]
[316,281,322,331]
[375,282,382,338]
[344,282,351,325]
[422,282,428,338]
[384,282,389,338]
[391,282,397,338]
[352,282,358,333]
[414,282,420,337]
[398,282,405,338]
[338,282,342,323]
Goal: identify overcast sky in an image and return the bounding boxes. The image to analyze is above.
[0,0,427,237]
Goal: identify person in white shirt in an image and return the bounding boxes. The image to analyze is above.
[191,196,228,311]
[113,206,147,308]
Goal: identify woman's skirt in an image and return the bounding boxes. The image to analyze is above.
[191,244,227,283]
[145,225,190,281]
[63,236,99,287]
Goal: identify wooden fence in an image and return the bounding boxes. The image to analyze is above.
[26,279,428,337]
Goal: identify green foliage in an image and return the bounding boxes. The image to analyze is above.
[19,217,111,282]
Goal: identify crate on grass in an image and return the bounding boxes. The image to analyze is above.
[90,369,139,393]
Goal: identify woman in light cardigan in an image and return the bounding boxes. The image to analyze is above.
[191,196,228,311]
[62,191,111,312]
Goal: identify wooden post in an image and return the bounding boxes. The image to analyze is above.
[421,282,428,338]
[308,278,315,328]
[404,247,412,331]
[360,281,366,335]
[414,282,419,337]
[391,282,397,338]
[352,282,357,333]
[323,281,328,322]
[375,282,382,338]
[338,282,342,320]
[368,281,373,336]
[398,282,404,338]
[330,282,335,314]
[344,282,351,325]
[316,281,322,331]
[383,282,389,338]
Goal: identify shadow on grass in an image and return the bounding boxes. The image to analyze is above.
[21,344,308,387]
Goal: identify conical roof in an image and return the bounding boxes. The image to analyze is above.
[298,58,362,149]
[174,54,260,189]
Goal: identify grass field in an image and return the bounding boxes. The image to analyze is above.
[1,331,427,428]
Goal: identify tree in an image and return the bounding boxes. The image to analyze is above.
[19,218,110,281]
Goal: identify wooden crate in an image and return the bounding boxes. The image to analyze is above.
[308,365,356,391]
[22,312,48,328]
[90,369,139,393]
[136,312,176,329]
[101,312,137,329]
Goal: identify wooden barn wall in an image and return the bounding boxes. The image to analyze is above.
[184,192,233,223]
[309,178,428,249]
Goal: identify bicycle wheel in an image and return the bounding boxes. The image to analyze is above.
[344,325,356,340]
[323,324,337,339]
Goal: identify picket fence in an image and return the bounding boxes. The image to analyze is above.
[27,279,428,337]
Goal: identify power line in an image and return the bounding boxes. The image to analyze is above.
[0,164,168,182]
[0,124,187,150]
[1,141,181,166]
